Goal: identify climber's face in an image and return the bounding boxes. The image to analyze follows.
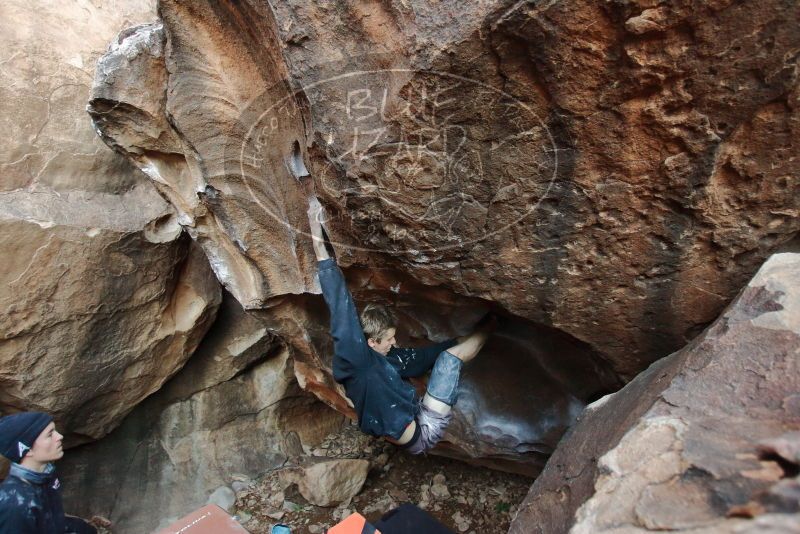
[368,327,397,356]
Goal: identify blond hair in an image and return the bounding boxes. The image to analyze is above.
[360,304,396,342]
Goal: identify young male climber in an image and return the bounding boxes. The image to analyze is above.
[307,197,494,453]
[0,412,97,534]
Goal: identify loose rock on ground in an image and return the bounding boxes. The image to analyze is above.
[234,422,531,533]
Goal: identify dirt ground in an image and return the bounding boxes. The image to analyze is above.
[234,422,533,533]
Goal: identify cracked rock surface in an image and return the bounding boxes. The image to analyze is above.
[509,252,800,533]
[0,0,222,443]
[58,293,343,534]
[91,0,799,380]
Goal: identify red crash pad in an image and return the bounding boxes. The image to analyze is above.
[154,504,250,534]
[327,512,381,534]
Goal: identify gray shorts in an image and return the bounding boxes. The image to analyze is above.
[403,402,453,455]
[403,350,462,455]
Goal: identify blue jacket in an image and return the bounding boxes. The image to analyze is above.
[0,463,95,534]
[318,259,455,439]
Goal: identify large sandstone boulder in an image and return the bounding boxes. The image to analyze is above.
[88,11,622,469]
[263,0,800,378]
[509,252,800,533]
[87,6,316,309]
[0,0,222,442]
[87,0,798,470]
[59,293,343,533]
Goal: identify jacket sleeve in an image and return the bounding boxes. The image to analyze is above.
[0,504,38,534]
[317,259,372,373]
[64,515,98,534]
[387,339,457,378]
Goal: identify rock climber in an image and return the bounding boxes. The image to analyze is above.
[0,412,99,533]
[306,196,495,454]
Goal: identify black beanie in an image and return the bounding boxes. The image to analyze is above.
[0,412,53,464]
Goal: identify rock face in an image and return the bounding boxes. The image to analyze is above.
[279,458,371,507]
[0,0,222,442]
[59,293,343,533]
[265,0,800,378]
[509,252,800,534]
[88,7,316,310]
[91,0,800,379]
[87,0,799,470]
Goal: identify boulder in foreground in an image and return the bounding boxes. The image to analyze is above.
[510,253,800,533]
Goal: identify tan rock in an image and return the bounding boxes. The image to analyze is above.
[0,0,225,442]
[91,0,800,361]
[279,458,371,507]
[59,297,342,532]
[88,5,316,308]
[0,190,220,441]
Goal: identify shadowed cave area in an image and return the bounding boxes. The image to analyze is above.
[340,266,622,476]
[441,318,621,476]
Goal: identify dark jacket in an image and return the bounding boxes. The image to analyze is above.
[318,259,455,439]
[0,463,95,534]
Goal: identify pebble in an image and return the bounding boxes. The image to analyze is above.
[363,495,395,515]
[420,484,431,501]
[268,491,285,508]
[452,511,471,533]
[283,500,300,512]
[433,473,446,484]
[232,481,250,493]
[431,483,450,499]
[309,524,323,534]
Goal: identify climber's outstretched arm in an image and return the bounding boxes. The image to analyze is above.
[307,197,330,261]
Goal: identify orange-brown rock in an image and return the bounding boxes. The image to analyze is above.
[93,0,798,372]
